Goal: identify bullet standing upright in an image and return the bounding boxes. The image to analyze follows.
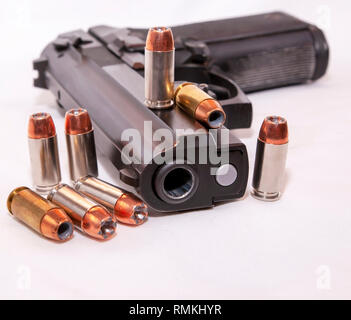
[144,27,175,109]
[7,187,73,241]
[251,116,289,201]
[28,112,61,193]
[65,108,98,182]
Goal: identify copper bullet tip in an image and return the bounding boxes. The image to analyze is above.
[259,115,288,145]
[114,194,148,225]
[28,112,56,139]
[65,108,92,135]
[145,27,174,52]
[82,206,117,240]
[41,208,74,241]
[195,99,226,128]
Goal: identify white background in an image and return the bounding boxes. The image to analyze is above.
[0,0,350,299]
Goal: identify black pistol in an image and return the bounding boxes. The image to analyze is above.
[33,12,328,213]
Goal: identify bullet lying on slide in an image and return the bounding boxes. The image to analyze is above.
[174,83,226,129]
[7,187,73,241]
[144,26,175,109]
[75,176,148,226]
[28,112,61,193]
[251,115,289,201]
[65,108,98,183]
[48,184,116,240]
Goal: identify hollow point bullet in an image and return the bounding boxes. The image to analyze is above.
[174,83,226,128]
[7,187,73,241]
[28,112,61,193]
[251,115,289,201]
[65,108,98,183]
[144,26,175,109]
[48,184,116,240]
[75,176,148,226]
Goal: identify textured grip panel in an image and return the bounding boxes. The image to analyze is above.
[228,44,316,92]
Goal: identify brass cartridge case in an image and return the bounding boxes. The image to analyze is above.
[7,187,73,241]
[174,83,226,128]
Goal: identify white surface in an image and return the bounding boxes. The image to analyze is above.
[0,0,350,299]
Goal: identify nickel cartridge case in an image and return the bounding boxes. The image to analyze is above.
[28,112,61,193]
[48,184,116,240]
[75,176,148,225]
[65,108,98,182]
[145,27,175,109]
[251,116,289,201]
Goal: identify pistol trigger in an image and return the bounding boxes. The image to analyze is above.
[183,39,210,64]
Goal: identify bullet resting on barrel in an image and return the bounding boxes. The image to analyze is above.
[144,26,175,109]
[174,83,226,129]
